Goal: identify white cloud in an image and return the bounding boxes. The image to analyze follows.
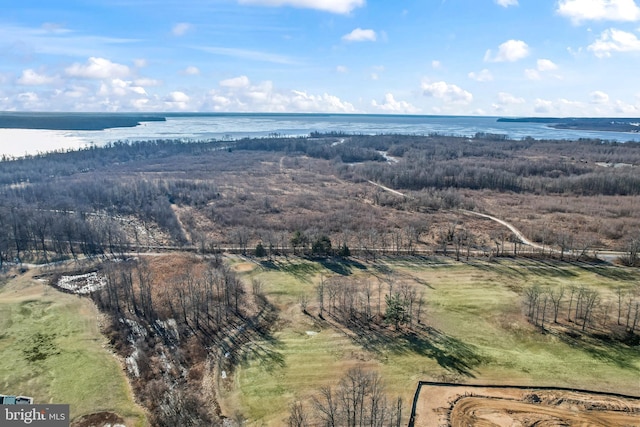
[590,90,610,103]
[237,0,364,14]
[65,57,130,79]
[534,98,554,113]
[342,28,377,42]
[193,46,298,65]
[220,75,251,88]
[0,24,139,58]
[17,92,41,109]
[134,58,148,68]
[558,98,586,110]
[537,58,558,71]
[614,99,639,113]
[524,69,541,80]
[98,79,147,97]
[290,90,356,112]
[41,22,71,33]
[557,0,640,24]
[369,65,384,80]
[165,91,191,110]
[431,60,442,69]
[497,92,525,104]
[524,59,558,80]
[422,80,473,104]
[484,39,530,62]
[62,85,90,99]
[183,66,200,75]
[468,69,493,82]
[371,93,420,114]
[172,22,192,36]
[168,91,189,102]
[588,28,640,57]
[529,97,594,115]
[17,69,56,85]
[134,78,162,87]
[207,76,355,112]
[336,65,348,73]
[18,92,39,102]
[495,0,518,7]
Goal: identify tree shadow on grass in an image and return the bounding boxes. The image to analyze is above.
[555,328,639,372]
[259,260,278,270]
[259,259,320,283]
[574,262,640,281]
[464,258,527,279]
[334,315,484,377]
[209,296,286,374]
[319,258,367,276]
[402,327,485,378]
[465,258,584,280]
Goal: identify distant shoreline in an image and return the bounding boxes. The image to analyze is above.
[2,112,640,134]
[0,112,166,131]
[497,117,640,133]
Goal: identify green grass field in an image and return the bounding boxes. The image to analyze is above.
[0,270,147,426]
[223,256,640,426]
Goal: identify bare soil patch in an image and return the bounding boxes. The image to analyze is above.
[231,262,256,273]
[71,411,125,427]
[413,383,640,427]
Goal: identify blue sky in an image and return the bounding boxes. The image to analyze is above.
[1,0,639,116]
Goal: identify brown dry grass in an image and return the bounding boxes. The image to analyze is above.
[110,149,640,257]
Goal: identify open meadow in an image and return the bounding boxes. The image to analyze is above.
[221,255,640,426]
[0,268,147,426]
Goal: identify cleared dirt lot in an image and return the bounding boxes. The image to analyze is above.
[412,383,640,427]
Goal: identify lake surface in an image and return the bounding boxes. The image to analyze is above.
[2,114,640,158]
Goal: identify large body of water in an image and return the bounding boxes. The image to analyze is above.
[2,114,640,158]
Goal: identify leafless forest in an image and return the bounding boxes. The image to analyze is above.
[3,133,640,425]
[2,133,640,264]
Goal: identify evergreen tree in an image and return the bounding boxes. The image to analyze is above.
[254,242,266,257]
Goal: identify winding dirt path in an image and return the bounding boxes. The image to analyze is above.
[367,181,540,248]
[459,209,542,249]
[366,180,629,261]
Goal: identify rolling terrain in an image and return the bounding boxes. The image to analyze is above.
[1,133,639,426]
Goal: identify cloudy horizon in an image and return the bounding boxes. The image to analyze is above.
[1,0,639,116]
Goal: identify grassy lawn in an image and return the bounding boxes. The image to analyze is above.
[223,256,640,426]
[0,270,147,426]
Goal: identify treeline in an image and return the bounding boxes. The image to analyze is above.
[93,257,251,345]
[0,139,222,184]
[3,132,640,264]
[523,283,640,339]
[351,135,640,195]
[313,275,425,330]
[288,366,403,427]
[0,112,166,131]
[0,175,223,261]
[0,207,125,264]
[234,136,385,163]
[89,256,275,426]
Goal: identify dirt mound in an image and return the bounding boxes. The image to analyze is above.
[71,412,125,427]
[413,383,640,427]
